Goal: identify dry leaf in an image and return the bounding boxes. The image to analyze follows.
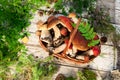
[22,36,29,44]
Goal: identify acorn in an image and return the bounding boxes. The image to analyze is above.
[100,36,107,44]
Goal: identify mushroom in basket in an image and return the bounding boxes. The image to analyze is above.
[36,13,101,64]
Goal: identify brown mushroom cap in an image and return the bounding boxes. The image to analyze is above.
[58,16,73,32]
[72,30,89,51]
[38,24,47,30]
[68,12,76,18]
[47,16,56,23]
[47,16,74,32]
[36,20,44,29]
[35,30,41,36]
[47,18,60,30]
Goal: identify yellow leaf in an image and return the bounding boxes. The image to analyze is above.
[22,36,29,44]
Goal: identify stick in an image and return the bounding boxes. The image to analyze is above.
[63,18,81,56]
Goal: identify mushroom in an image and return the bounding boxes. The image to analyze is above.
[35,30,41,36]
[40,29,52,44]
[68,12,76,18]
[36,20,44,29]
[53,43,66,54]
[47,16,56,23]
[58,16,73,32]
[72,31,89,51]
[66,46,77,57]
[89,46,101,56]
[37,24,52,44]
[68,12,78,23]
[47,18,63,47]
[38,24,48,30]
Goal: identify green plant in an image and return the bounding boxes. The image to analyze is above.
[0,52,58,80]
[0,0,50,64]
[0,0,54,79]
[18,54,57,80]
[77,69,97,80]
[65,76,76,80]
[87,7,115,36]
[54,0,96,15]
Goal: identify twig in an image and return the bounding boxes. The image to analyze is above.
[63,18,81,56]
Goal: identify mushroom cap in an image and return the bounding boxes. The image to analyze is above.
[35,30,41,36]
[72,30,89,51]
[47,16,56,23]
[47,18,60,30]
[58,16,73,32]
[36,20,44,29]
[38,24,47,30]
[68,12,76,18]
[47,16,74,32]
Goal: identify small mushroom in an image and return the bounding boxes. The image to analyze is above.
[38,24,48,30]
[91,46,101,56]
[68,12,76,18]
[36,20,44,29]
[47,18,60,29]
[35,30,41,36]
[68,12,78,24]
[38,24,52,44]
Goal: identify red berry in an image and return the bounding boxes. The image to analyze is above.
[92,46,100,56]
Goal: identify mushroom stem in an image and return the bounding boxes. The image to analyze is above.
[53,26,61,41]
[63,18,81,56]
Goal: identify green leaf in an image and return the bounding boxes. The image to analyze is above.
[77,71,87,80]
[88,40,100,47]
[85,23,91,32]
[89,28,94,35]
